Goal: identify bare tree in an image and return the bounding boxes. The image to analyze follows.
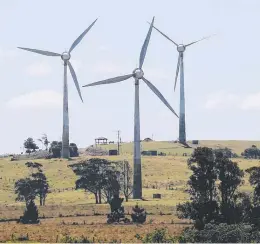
[117,160,133,202]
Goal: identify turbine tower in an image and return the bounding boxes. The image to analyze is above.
[82,17,178,199]
[151,24,211,145]
[18,19,98,158]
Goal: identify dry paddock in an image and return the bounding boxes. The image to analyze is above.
[0,215,191,242]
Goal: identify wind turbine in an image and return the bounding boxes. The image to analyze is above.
[82,17,178,199]
[151,23,212,145]
[18,19,98,159]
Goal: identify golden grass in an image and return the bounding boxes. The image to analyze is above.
[0,219,188,243]
[0,140,259,242]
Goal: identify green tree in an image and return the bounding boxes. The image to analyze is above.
[15,178,36,205]
[177,147,219,229]
[24,137,39,155]
[70,158,120,204]
[216,152,244,224]
[49,141,79,158]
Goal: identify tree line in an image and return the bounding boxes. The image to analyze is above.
[23,136,79,158]
[177,147,260,242]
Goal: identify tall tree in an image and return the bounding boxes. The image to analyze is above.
[38,134,50,150]
[116,160,133,202]
[216,152,244,224]
[177,147,219,229]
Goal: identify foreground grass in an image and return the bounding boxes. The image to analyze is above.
[0,217,188,242]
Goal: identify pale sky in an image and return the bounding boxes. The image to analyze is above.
[1,0,260,154]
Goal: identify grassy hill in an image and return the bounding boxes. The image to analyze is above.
[0,140,260,242]
[98,140,260,155]
[1,140,259,207]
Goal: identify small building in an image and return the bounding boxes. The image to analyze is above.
[109,149,118,156]
[143,137,153,142]
[95,137,108,145]
[141,150,157,156]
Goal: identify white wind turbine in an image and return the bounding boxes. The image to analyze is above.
[18,19,98,158]
[82,17,178,199]
[151,23,212,145]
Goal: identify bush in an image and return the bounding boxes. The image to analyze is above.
[131,204,147,224]
[18,200,39,224]
[179,223,260,243]
[60,234,91,243]
[135,228,175,243]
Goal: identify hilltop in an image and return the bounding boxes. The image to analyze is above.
[94,140,260,156]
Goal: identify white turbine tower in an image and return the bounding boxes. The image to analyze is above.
[82,17,178,199]
[151,24,212,145]
[18,19,98,158]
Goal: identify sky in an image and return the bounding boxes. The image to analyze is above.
[1,0,260,154]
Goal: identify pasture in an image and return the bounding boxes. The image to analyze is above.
[0,140,259,242]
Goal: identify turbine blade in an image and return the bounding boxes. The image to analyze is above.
[17,47,60,57]
[82,74,133,87]
[149,23,178,47]
[185,35,214,47]
[67,61,83,102]
[139,17,155,69]
[142,77,179,118]
[174,53,181,91]
[69,18,98,53]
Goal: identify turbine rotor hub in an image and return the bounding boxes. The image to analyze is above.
[133,68,144,79]
[177,45,185,52]
[61,52,71,61]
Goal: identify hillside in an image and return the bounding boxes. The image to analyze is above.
[1,140,260,242]
[96,140,260,155]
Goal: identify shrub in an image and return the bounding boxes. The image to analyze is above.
[60,234,91,243]
[135,228,175,243]
[178,223,260,243]
[131,204,147,224]
[18,200,39,224]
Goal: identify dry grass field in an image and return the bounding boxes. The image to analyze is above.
[0,140,259,242]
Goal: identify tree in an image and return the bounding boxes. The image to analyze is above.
[49,141,62,158]
[15,162,49,206]
[24,138,39,155]
[19,200,39,224]
[70,158,120,204]
[245,167,260,228]
[215,152,244,224]
[38,134,50,151]
[246,167,260,206]
[69,143,79,157]
[49,141,79,158]
[116,160,133,201]
[15,178,36,205]
[177,147,219,229]
[242,146,260,159]
[31,172,49,206]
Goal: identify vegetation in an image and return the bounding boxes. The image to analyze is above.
[70,158,121,204]
[2,141,260,242]
[37,134,50,151]
[131,204,147,224]
[49,141,79,158]
[23,137,39,155]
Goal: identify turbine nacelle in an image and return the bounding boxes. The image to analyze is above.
[61,52,71,61]
[133,68,144,79]
[177,44,185,53]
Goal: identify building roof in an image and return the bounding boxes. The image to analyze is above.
[95,137,108,140]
